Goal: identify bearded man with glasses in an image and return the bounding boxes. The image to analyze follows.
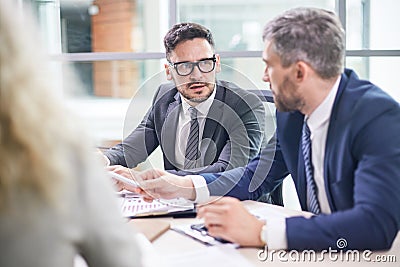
[103,23,266,194]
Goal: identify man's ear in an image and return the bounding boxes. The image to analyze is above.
[294,61,308,82]
[164,63,173,80]
[215,54,221,73]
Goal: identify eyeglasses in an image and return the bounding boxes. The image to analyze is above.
[169,55,216,76]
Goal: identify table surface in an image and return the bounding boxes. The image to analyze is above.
[147,200,399,266]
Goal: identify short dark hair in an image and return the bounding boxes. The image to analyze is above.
[164,22,215,60]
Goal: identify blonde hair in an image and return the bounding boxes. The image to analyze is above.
[0,0,92,210]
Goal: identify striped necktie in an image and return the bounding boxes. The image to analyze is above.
[184,107,199,169]
[302,120,321,214]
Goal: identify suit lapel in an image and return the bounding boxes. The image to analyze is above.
[161,92,181,166]
[290,113,308,211]
[201,85,225,159]
[202,84,225,139]
[323,70,350,212]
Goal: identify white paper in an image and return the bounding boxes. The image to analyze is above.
[163,244,253,267]
[119,196,194,217]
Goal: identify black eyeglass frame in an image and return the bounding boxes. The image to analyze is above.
[168,55,217,76]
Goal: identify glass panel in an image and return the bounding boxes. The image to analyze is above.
[178,0,335,51]
[346,57,400,101]
[369,0,400,50]
[218,57,266,90]
[347,0,400,50]
[346,0,364,49]
[27,0,167,53]
[64,59,166,144]
[64,59,166,98]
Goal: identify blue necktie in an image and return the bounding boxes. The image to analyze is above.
[184,107,199,169]
[302,120,321,214]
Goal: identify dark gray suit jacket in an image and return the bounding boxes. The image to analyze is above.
[104,80,265,175]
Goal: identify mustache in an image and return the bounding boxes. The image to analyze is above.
[186,81,210,87]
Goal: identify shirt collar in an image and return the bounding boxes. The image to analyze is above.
[181,83,217,116]
[307,76,341,131]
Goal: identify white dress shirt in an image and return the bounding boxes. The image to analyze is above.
[175,86,216,169]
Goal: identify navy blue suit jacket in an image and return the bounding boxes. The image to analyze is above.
[202,69,400,250]
[105,80,265,175]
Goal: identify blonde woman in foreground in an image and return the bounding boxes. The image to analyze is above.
[0,0,142,266]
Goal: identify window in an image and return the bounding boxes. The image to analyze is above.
[21,0,400,145]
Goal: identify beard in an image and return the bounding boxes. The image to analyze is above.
[177,81,215,103]
[273,76,304,112]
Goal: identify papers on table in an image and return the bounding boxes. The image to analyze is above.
[118,195,194,218]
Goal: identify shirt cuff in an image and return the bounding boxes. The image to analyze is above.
[262,217,288,250]
[187,175,210,203]
[104,155,111,166]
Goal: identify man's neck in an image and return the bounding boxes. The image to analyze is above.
[301,76,340,116]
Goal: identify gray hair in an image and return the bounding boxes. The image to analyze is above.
[262,7,345,79]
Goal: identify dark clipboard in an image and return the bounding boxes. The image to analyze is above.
[127,208,197,219]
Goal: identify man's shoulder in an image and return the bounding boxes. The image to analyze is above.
[340,71,399,116]
[216,80,250,94]
[157,82,178,94]
[332,71,400,135]
[153,82,178,101]
[216,80,262,104]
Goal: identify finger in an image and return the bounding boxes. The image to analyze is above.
[142,191,161,200]
[206,224,234,243]
[201,210,227,226]
[132,188,142,194]
[197,204,229,218]
[106,165,120,172]
[112,180,124,192]
[110,166,130,176]
[142,196,155,202]
[124,183,139,192]
[139,178,163,191]
[135,185,160,200]
[129,169,141,182]
[138,169,167,181]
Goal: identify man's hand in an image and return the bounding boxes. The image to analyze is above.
[136,169,196,201]
[106,165,140,192]
[197,197,265,247]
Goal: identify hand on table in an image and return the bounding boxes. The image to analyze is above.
[197,196,265,247]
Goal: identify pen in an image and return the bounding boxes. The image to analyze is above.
[191,223,208,236]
